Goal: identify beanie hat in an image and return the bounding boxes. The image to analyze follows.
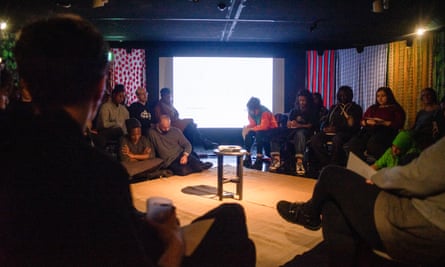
[125,118,141,131]
[392,131,412,154]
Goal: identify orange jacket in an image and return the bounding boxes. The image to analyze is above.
[247,109,278,131]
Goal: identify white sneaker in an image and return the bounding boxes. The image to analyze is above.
[296,161,305,176]
[269,158,281,172]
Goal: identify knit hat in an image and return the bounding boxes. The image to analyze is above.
[125,118,141,131]
[392,131,412,154]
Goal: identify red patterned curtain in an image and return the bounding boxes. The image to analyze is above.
[109,48,146,106]
[306,50,336,108]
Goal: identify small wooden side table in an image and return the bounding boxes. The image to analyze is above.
[213,149,247,200]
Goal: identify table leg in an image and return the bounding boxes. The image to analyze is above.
[236,155,243,200]
[217,154,224,200]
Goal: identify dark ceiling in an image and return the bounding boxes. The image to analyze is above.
[0,0,444,49]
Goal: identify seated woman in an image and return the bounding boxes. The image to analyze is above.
[344,86,405,163]
[119,118,165,180]
[269,89,317,176]
[411,87,445,151]
[242,97,278,169]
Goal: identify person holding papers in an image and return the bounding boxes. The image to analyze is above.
[344,87,405,163]
[276,136,445,267]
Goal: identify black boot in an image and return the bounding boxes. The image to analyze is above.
[252,154,263,170]
[243,154,252,168]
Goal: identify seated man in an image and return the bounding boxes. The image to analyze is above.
[149,114,213,176]
[310,86,362,169]
[276,136,445,267]
[1,14,255,267]
[95,84,129,146]
[128,86,153,136]
[269,89,317,176]
[119,118,167,180]
[153,87,218,149]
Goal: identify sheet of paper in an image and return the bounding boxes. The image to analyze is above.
[346,152,377,179]
[181,218,215,256]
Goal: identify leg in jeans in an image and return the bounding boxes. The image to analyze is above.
[311,165,385,266]
[293,128,310,158]
[183,203,256,267]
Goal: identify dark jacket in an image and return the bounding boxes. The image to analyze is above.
[0,110,161,266]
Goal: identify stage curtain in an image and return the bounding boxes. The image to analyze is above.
[336,45,388,112]
[433,31,445,101]
[387,35,434,129]
[306,50,336,109]
[109,48,146,106]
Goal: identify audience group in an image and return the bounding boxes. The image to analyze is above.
[92,84,216,178]
[1,13,445,267]
[243,85,445,177]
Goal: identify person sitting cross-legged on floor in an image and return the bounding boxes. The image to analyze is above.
[119,118,168,180]
[149,114,213,176]
[153,87,218,149]
[242,96,278,170]
[276,136,445,267]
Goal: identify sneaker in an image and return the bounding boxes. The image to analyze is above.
[276,200,321,231]
[269,157,281,172]
[243,155,252,168]
[296,161,305,176]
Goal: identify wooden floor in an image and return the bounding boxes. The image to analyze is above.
[130,165,322,267]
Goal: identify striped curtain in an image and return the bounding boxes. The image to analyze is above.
[336,45,388,111]
[433,31,445,101]
[387,35,434,128]
[306,50,336,108]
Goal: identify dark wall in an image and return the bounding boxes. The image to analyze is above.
[110,41,307,144]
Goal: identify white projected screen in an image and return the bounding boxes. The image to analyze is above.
[173,57,273,128]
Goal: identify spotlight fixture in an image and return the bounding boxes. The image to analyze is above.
[317,49,324,56]
[416,27,426,36]
[406,38,413,47]
[356,46,364,53]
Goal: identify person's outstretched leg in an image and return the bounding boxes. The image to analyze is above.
[277,166,385,261]
[183,203,256,267]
